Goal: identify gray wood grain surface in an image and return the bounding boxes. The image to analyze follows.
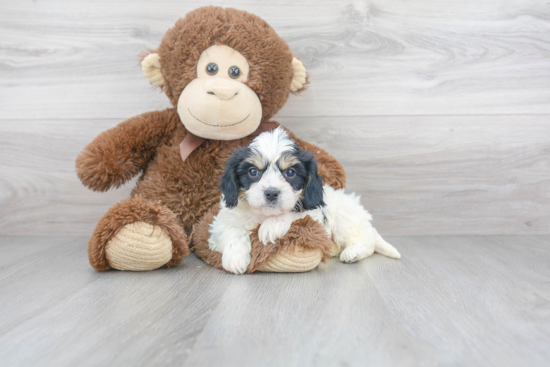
[0,235,549,366]
[2,0,550,119]
[1,0,549,235]
[1,116,548,235]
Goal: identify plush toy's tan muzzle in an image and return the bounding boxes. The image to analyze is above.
[206,79,240,100]
[141,43,308,141]
[177,78,262,140]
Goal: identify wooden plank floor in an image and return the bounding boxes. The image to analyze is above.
[0,236,549,367]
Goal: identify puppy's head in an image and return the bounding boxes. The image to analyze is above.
[220,127,324,216]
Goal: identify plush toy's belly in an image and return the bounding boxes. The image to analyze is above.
[131,137,252,233]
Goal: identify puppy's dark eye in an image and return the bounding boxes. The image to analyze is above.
[249,167,259,177]
[284,168,296,178]
[206,63,218,75]
[228,66,240,79]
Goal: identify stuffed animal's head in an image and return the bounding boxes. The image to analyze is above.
[141,6,308,140]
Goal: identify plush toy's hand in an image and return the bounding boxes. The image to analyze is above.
[76,109,179,192]
[76,141,139,192]
[258,215,293,245]
[193,206,335,273]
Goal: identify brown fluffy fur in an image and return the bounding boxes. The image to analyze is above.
[191,205,333,273]
[155,6,305,122]
[88,196,189,271]
[76,7,345,271]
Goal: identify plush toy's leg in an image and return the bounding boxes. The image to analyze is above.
[192,205,333,273]
[88,196,189,271]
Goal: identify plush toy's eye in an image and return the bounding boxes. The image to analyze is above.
[206,63,218,75]
[249,167,259,178]
[284,168,296,178]
[228,66,241,79]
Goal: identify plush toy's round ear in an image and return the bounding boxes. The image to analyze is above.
[141,53,165,86]
[290,57,307,92]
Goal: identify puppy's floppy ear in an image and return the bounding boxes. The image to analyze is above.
[302,154,325,210]
[220,148,245,209]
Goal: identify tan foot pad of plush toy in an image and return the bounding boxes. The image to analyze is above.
[192,205,333,273]
[106,222,173,271]
[256,246,324,273]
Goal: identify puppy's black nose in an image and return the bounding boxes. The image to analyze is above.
[264,188,280,202]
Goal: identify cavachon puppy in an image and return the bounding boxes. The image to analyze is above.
[208,127,401,274]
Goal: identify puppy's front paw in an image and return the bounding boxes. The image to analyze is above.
[340,245,370,263]
[258,216,292,245]
[222,246,251,274]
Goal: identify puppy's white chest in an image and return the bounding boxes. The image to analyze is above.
[244,214,266,231]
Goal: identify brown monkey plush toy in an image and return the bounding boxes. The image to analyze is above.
[76,6,346,273]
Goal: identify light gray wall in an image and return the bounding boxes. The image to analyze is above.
[1,0,549,235]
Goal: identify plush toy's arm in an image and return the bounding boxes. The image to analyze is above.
[288,132,347,190]
[76,109,179,192]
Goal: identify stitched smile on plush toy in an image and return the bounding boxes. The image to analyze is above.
[187,108,250,128]
[174,45,264,140]
[143,32,308,142]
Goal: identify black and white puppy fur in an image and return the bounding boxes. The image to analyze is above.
[208,127,400,274]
